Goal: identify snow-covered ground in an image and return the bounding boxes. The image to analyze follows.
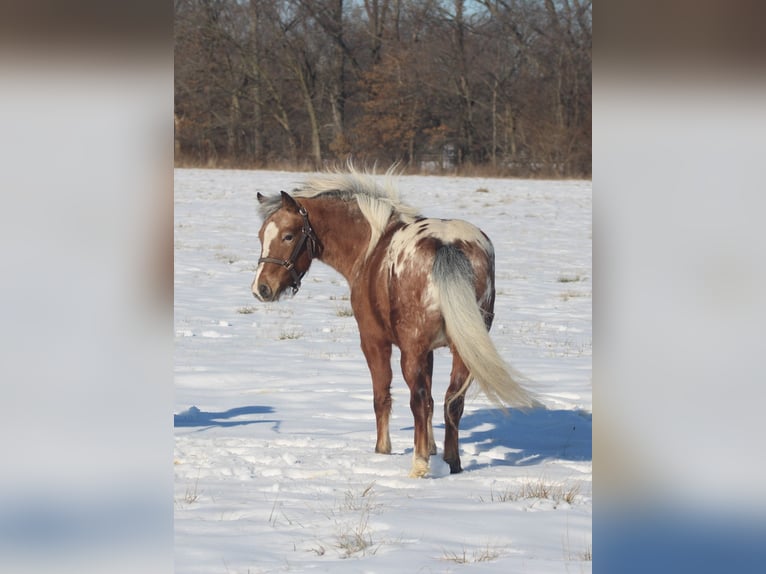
[174,169,592,573]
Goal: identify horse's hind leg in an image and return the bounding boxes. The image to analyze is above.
[361,337,393,454]
[401,348,434,478]
[425,351,436,455]
[443,348,470,474]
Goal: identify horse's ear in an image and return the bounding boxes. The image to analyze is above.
[280,190,300,213]
[257,192,267,204]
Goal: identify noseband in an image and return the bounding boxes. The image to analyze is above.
[258,204,319,295]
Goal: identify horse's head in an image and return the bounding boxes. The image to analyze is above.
[252,191,319,301]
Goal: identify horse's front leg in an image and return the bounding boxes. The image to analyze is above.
[401,348,434,478]
[360,336,393,454]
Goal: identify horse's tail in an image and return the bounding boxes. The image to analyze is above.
[432,245,539,412]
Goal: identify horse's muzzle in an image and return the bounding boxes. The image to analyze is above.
[253,282,274,302]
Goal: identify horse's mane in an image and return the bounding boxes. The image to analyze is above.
[260,165,421,260]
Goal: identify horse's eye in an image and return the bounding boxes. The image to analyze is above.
[283,233,294,242]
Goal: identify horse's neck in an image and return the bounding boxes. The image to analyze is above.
[309,198,371,281]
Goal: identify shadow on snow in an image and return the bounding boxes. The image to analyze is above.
[403,407,591,469]
[174,403,591,471]
[174,405,278,429]
[458,407,592,468]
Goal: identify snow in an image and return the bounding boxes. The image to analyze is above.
[174,169,592,573]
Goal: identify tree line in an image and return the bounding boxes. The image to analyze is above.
[175,0,591,177]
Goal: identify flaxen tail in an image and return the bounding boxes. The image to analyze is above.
[433,245,539,411]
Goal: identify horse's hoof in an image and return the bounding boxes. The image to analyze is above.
[375,435,392,454]
[409,456,429,478]
[444,457,462,474]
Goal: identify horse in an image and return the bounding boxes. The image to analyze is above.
[252,169,537,477]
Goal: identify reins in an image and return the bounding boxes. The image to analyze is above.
[258,204,319,295]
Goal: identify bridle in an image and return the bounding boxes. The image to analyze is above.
[258,203,320,295]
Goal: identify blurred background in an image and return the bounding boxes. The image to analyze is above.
[1,1,765,572]
[596,0,766,570]
[0,2,172,573]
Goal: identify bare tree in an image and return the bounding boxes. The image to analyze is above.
[174,0,591,176]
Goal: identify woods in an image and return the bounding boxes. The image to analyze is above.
[175,0,591,177]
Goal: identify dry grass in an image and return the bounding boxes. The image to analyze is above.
[175,472,202,508]
[335,305,354,317]
[329,483,380,558]
[557,274,582,283]
[442,544,501,564]
[336,514,375,558]
[560,290,589,301]
[183,483,200,505]
[278,328,303,340]
[482,478,581,505]
[563,521,592,563]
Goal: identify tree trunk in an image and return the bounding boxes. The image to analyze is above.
[505,103,517,167]
[227,92,241,159]
[174,113,182,161]
[491,79,497,168]
[249,0,264,164]
[298,69,322,169]
[330,1,347,157]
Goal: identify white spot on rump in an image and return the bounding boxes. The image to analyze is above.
[387,223,422,276]
[387,218,492,277]
[423,219,491,248]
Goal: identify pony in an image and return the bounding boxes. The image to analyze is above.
[252,169,537,477]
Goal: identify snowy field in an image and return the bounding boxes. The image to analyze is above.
[174,169,592,573]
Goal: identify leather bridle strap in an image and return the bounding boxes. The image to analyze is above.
[258,205,319,294]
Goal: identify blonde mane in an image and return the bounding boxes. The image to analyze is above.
[295,166,421,260]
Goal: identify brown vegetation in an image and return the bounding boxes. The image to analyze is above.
[175,0,591,177]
